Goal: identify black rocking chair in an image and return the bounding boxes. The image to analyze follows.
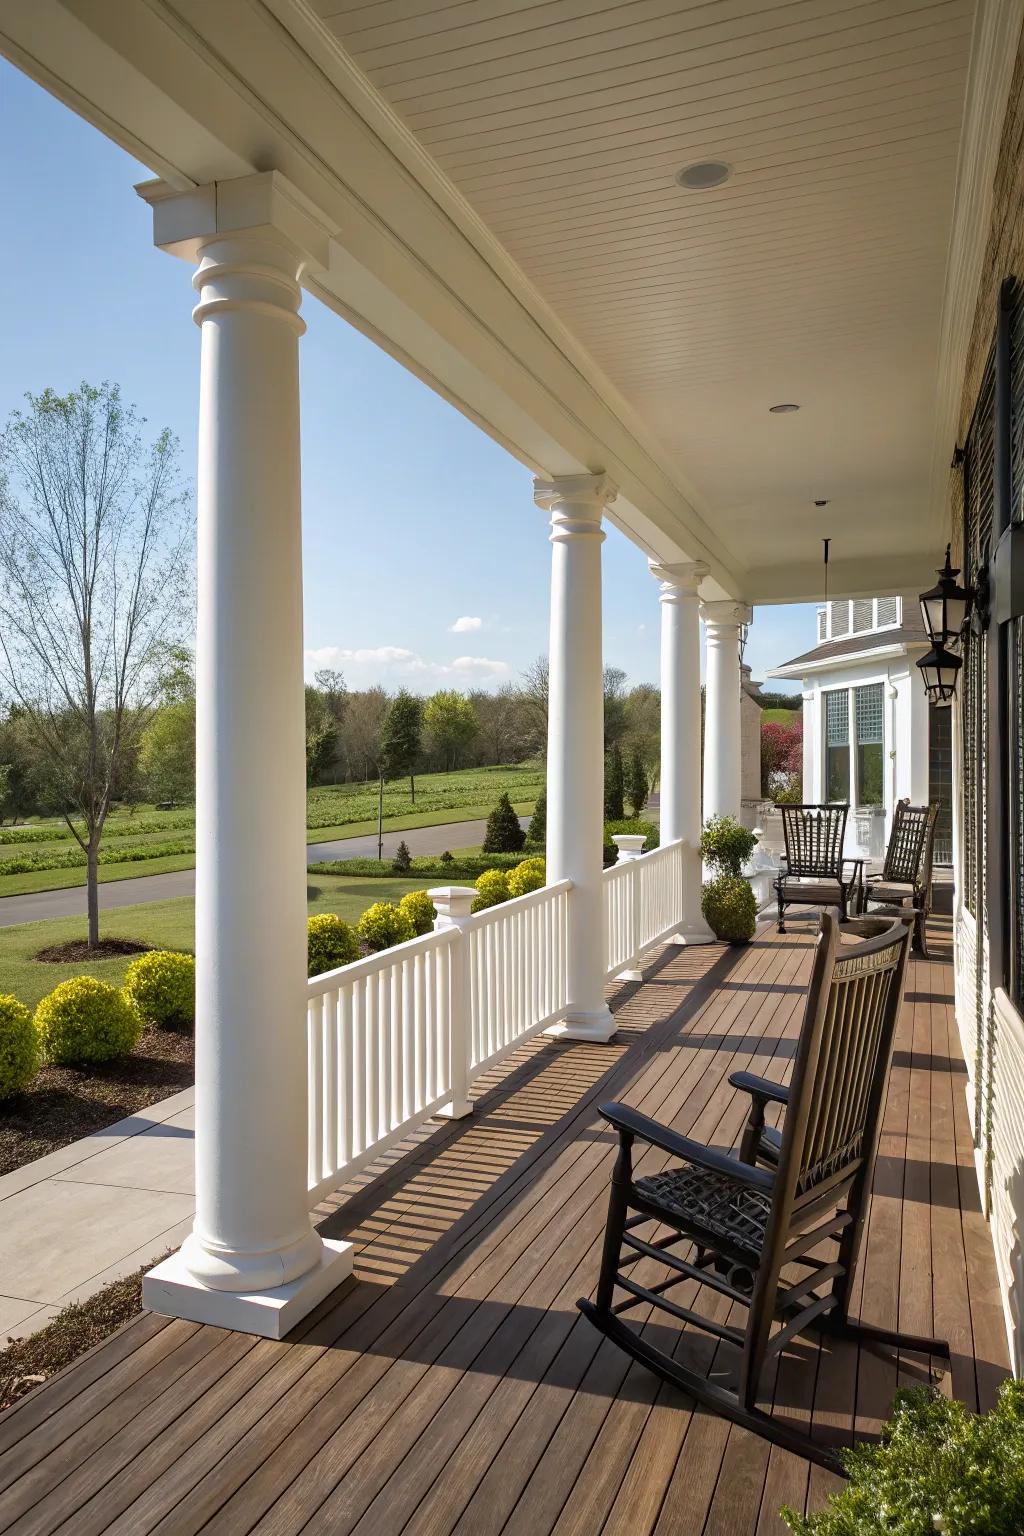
[578,912,947,1470]
[861,799,940,958]
[774,803,862,932]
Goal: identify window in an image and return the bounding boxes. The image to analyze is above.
[855,683,884,805]
[825,690,850,800]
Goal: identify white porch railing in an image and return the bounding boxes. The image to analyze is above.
[306,846,684,1205]
[603,839,685,979]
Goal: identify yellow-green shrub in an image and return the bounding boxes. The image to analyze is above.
[0,994,39,1099]
[399,890,436,937]
[473,868,512,912]
[357,901,415,953]
[35,977,142,1065]
[507,856,545,898]
[122,950,195,1030]
[307,914,360,977]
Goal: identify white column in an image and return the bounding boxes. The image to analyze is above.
[535,474,617,1042]
[650,561,714,942]
[139,173,350,1339]
[701,600,753,825]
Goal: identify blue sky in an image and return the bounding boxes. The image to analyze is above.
[0,60,809,695]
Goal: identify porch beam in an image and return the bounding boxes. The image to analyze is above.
[536,473,617,1043]
[139,171,351,1338]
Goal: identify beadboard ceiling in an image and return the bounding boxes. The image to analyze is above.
[312,0,976,579]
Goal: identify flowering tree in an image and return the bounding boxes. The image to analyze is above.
[761,718,803,799]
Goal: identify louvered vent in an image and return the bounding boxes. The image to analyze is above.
[962,347,995,922]
[830,602,850,637]
[876,597,899,626]
[852,599,873,633]
[1009,293,1024,1006]
[817,609,827,642]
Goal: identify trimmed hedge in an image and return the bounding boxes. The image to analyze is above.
[357,901,415,952]
[399,890,436,936]
[35,978,142,1065]
[308,853,529,879]
[507,856,545,897]
[307,914,360,976]
[0,994,40,1099]
[122,951,195,1030]
[473,869,512,912]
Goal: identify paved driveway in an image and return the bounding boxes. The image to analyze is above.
[0,817,527,927]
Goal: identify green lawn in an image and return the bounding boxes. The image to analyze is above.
[761,707,799,726]
[0,873,440,1011]
[0,764,541,899]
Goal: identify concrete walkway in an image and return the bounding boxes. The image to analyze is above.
[0,816,526,928]
[0,1088,196,1340]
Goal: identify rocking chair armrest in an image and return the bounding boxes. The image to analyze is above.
[598,1103,775,1191]
[728,1071,790,1108]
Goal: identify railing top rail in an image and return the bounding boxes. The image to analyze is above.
[307,924,457,997]
[466,877,573,930]
[602,839,683,880]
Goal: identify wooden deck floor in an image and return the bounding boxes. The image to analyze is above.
[0,915,1009,1536]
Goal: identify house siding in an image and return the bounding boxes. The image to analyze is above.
[950,23,1024,1373]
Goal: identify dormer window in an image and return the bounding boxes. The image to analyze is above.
[815,597,903,642]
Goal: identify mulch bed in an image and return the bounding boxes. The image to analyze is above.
[0,1259,164,1411]
[33,938,153,963]
[0,1029,194,1177]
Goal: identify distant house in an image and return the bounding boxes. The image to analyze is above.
[769,595,951,863]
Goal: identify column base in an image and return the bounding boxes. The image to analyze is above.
[143,1237,352,1340]
[437,1098,473,1120]
[546,1005,617,1043]
[615,967,645,983]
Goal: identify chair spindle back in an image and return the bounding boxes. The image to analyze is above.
[882,800,939,886]
[780,804,849,878]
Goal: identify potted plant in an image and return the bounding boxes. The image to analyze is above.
[782,1381,1024,1534]
[699,815,758,945]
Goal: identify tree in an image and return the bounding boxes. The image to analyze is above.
[424,689,478,770]
[761,718,803,798]
[604,742,625,819]
[0,708,37,824]
[139,647,196,805]
[526,789,546,848]
[304,685,338,786]
[482,790,525,853]
[603,665,629,747]
[342,686,389,782]
[0,382,192,947]
[626,747,649,819]
[380,688,423,801]
[519,655,549,755]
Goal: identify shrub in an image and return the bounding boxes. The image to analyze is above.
[439,850,455,868]
[604,744,625,820]
[392,839,412,873]
[357,901,415,952]
[473,868,512,912]
[307,914,360,976]
[699,815,756,876]
[122,950,195,1030]
[0,994,39,1099]
[526,790,546,848]
[508,856,546,897]
[399,889,436,936]
[482,791,526,853]
[626,748,649,819]
[604,818,659,852]
[782,1381,1024,1535]
[35,977,142,1065]
[701,874,757,944]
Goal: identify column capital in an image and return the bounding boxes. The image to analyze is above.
[649,559,709,597]
[534,473,617,526]
[700,599,753,628]
[137,171,332,271]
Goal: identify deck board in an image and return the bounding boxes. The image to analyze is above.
[0,914,1009,1536]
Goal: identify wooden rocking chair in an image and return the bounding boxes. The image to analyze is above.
[861,800,940,958]
[578,912,947,1470]
[774,803,862,932]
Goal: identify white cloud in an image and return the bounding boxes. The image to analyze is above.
[305,644,511,690]
[449,615,483,633]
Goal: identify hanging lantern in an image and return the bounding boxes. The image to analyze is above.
[916,642,962,705]
[918,544,972,648]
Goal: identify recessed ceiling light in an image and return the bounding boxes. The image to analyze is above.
[814,499,830,507]
[676,160,732,190]
[769,403,800,414]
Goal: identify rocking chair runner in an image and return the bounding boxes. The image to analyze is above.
[578,913,948,1470]
[774,803,863,932]
[861,799,940,958]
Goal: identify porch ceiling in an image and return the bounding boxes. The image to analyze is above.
[1,0,1013,602]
